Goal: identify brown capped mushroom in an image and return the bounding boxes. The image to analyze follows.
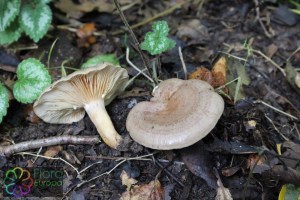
[33,63,129,149]
[126,78,224,150]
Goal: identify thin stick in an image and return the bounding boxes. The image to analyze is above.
[126,47,154,83]
[75,153,155,188]
[112,2,184,35]
[113,0,155,84]
[252,49,286,76]
[264,114,290,141]
[16,152,79,174]
[178,46,187,80]
[0,135,100,156]
[287,46,300,62]
[254,100,298,120]
[0,64,17,73]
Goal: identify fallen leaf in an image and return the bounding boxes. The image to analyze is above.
[212,57,227,87]
[188,67,214,86]
[120,180,164,200]
[76,23,96,39]
[266,44,278,58]
[176,19,210,45]
[188,57,227,88]
[43,145,63,158]
[180,142,218,189]
[76,23,97,47]
[285,62,300,95]
[226,56,250,103]
[215,179,233,200]
[54,0,115,18]
[121,170,138,191]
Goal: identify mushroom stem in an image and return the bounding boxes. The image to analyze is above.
[84,100,122,149]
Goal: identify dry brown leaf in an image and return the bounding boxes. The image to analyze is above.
[188,67,214,86]
[120,180,164,200]
[215,179,233,200]
[212,57,227,86]
[54,0,115,17]
[43,145,63,158]
[121,170,138,191]
[76,23,96,38]
[176,19,209,44]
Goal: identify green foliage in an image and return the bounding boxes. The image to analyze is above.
[13,58,51,103]
[140,21,175,55]
[0,0,52,45]
[0,19,22,45]
[0,83,9,123]
[19,2,52,42]
[81,54,120,69]
[0,0,20,31]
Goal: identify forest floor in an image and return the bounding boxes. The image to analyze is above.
[0,0,300,199]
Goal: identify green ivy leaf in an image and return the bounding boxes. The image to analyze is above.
[0,18,22,45]
[81,54,120,69]
[13,58,51,103]
[140,21,175,55]
[19,2,52,42]
[0,0,20,31]
[0,82,9,123]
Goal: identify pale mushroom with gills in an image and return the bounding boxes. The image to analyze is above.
[126,78,224,150]
[33,63,129,149]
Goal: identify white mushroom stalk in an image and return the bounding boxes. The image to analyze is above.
[84,99,121,149]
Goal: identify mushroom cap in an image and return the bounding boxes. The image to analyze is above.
[33,63,129,123]
[126,78,224,150]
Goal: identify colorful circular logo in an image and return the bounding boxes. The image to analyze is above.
[3,167,34,197]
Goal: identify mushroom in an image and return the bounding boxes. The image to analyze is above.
[126,78,224,150]
[33,63,129,149]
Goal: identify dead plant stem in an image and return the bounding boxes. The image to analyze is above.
[0,135,100,156]
[113,0,156,84]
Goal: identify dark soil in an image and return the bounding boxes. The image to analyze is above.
[1,0,300,199]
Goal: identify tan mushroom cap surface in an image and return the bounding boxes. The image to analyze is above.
[126,78,224,150]
[33,63,128,124]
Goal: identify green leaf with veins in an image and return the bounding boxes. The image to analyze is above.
[0,18,22,45]
[0,0,20,31]
[0,82,9,123]
[13,58,51,103]
[19,2,52,42]
[81,54,120,69]
[140,21,175,55]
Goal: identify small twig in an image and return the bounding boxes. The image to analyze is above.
[16,152,79,174]
[254,100,298,120]
[145,149,184,188]
[74,153,155,189]
[126,47,154,83]
[113,0,155,84]
[112,2,185,35]
[0,64,17,73]
[0,135,100,156]
[264,114,290,141]
[251,49,286,76]
[253,0,273,38]
[178,46,187,80]
[223,43,286,76]
[287,46,300,62]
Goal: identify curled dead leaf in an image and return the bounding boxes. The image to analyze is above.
[43,145,63,158]
[120,180,164,200]
[188,57,227,88]
[121,170,138,191]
